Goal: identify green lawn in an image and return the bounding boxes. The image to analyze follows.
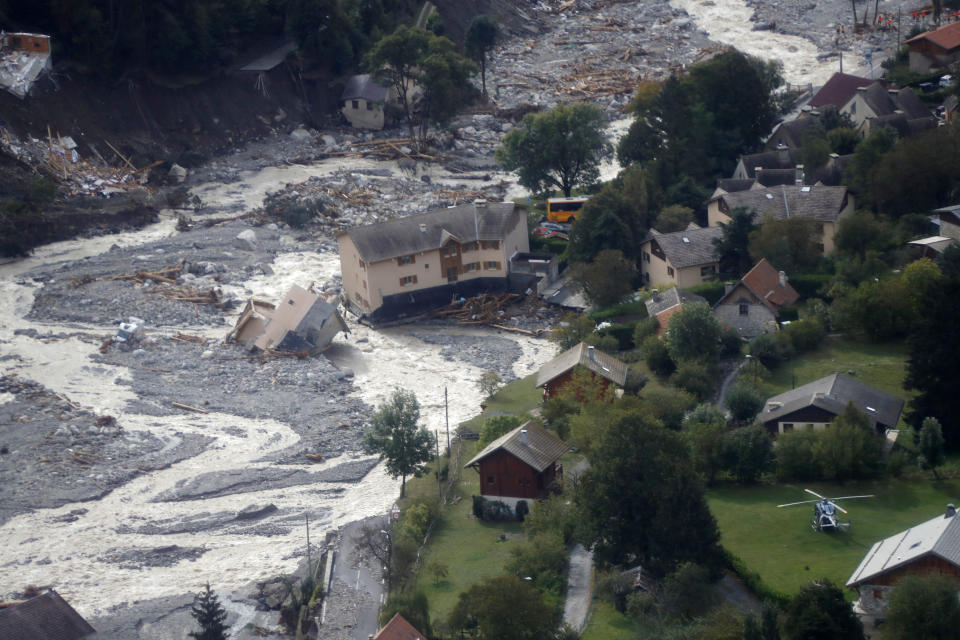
[410,440,526,621]
[580,600,643,640]
[458,372,546,434]
[755,337,914,427]
[708,478,960,597]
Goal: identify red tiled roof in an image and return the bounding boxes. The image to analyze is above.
[907,21,960,51]
[740,258,799,312]
[808,72,876,108]
[374,614,428,640]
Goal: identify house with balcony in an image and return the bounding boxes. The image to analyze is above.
[336,201,529,322]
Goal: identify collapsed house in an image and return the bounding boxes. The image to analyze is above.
[227,283,347,354]
[0,32,51,98]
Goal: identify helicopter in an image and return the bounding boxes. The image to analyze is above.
[777,489,875,532]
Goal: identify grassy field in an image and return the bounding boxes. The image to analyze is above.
[457,372,545,434]
[755,337,913,426]
[708,477,960,597]
[580,600,643,640]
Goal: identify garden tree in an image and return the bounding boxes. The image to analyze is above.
[884,574,960,640]
[415,35,476,138]
[638,386,697,431]
[291,0,357,74]
[426,561,449,585]
[748,216,822,274]
[713,207,759,279]
[540,393,579,441]
[496,102,610,197]
[833,210,895,261]
[505,531,568,592]
[550,312,595,350]
[918,416,947,478]
[902,257,943,318]
[654,204,695,233]
[749,333,792,369]
[659,562,719,619]
[567,186,638,263]
[800,136,832,171]
[464,15,498,95]
[760,600,782,640]
[785,580,864,640]
[869,125,960,216]
[189,584,229,640]
[722,425,772,483]
[448,575,557,640]
[477,370,502,399]
[666,302,722,364]
[814,404,883,481]
[379,591,432,637]
[683,405,728,484]
[774,429,822,481]
[366,25,431,138]
[362,389,433,497]
[478,414,523,446]
[725,381,764,425]
[829,275,915,341]
[671,361,715,402]
[843,125,898,206]
[424,12,444,35]
[643,334,677,378]
[525,494,577,544]
[826,127,860,155]
[569,395,641,452]
[569,249,636,307]
[577,412,723,574]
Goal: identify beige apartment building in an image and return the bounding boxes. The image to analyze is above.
[337,201,529,322]
[638,225,722,289]
[707,185,854,254]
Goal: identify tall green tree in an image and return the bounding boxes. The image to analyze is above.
[813,404,883,481]
[748,216,822,274]
[464,15,498,95]
[496,102,610,197]
[448,575,557,640]
[683,404,728,484]
[785,580,863,640]
[569,249,636,307]
[918,416,946,478]
[713,207,759,279]
[365,25,431,139]
[722,425,772,483]
[363,389,433,497]
[189,584,229,640]
[577,413,723,574]
[416,35,476,139]
[666,302,722,364]
[884,574,960,640]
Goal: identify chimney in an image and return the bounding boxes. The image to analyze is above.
[520,429,528,445]
[779,271,787,288]
[724,282,735,295]
[947,504,957,518]
[795,164,805,187]
[587,345,595,361]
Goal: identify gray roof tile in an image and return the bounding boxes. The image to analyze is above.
[536,342,629,388]
[760,373,904,429]
[465,421,568,472]
[0,591,95,640]
[712,185,849,223]
[645,226,723,269]
[341,74,389,102]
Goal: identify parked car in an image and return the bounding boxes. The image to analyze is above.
[537,220,571,233]
[532,226,568,240]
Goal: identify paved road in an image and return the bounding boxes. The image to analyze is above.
[562,544,594,632]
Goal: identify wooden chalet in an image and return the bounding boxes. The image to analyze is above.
[0,590,95,640]
[847,505,960,624]
[465,422,568,508]
[374,612,428,640]
[535,342,628,400]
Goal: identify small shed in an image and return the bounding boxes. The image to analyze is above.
[847,505,960,623]
[465,422,568,509]
[0,590,95,640]
[341,74,393,129]
[536,342,628,400]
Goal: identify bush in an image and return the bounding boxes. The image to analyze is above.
[787,273,833,299]
[482,499,514,521]
[722,426,772,483]
[725,382,764,424]
[505,532,568,593]
[515,500,529,521]
[632,316,661,345]
[626,590,658,618]
[585,332,620,354]
[686,282,726,305]
[748,333,791,369]
[595,323,636,350]
[782,317,825,354]
[719,329,742,358]
[642,335,676,377]
[671,361,715,402]
[775,429,822,481]
[623,367,648,394]
[479,414,523,446]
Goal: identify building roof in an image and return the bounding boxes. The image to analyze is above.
[847,507,960,587]
[465,421,568,472]
[908,235,958,253]
[766,117,820,148]
[718,258,799,314]
[851,83,931,120]
[738,148,802,177]
[645,287,707,318]
[373,613,428,640]
[0,591,95,640]
[755,168,801,187]
[711,184,849,223]
[864,112,938,137]
[760,373,904,429]
[644,225,723,269]
[341,74,390,103]
[808,72,876,108]
[337,202,520,263]
[535,342,629,389]
[907,20,960,52]
[716,178,757,193]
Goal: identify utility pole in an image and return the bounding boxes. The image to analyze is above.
[305,513,311,574]
[444,386,450,452]
[435,432,442,502]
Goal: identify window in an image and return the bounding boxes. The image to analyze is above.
[700,265,716,277]
[397,254,415,266]
[643,252,650,263]
[359,259,365,269]
[739,303,749,316]
[288,299,295,305]
[484,261,501,270]
[805,423,815,431]
[667,266,675,277]
[362,279,367,290]
[487,475,495,485]
[399,275,418,286]
[782,423,794,432]
[424,263,429,269]
[366,102,373,111]
[352,100,359,110]
[872,589,883,600]
[462,242,479,252]
[442,243,459,257]
[480,240,500,250]
[464,262,480,272]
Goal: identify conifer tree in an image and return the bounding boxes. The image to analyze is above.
[189,583,229,640]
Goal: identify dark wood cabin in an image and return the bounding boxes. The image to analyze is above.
[465,422,567,501]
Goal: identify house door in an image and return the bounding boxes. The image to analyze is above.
[446,267,458,282]
[440,240,462,283]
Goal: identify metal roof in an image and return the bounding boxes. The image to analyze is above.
[847,509,960,586]
[644,226,723,269]
[0,591,95,640]
[535,342,629,389]
[760,373,904,429]
[465,421,568,472]
[338,202,520,263]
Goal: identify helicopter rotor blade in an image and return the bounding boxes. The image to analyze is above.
[777,499,821,507]
[829,501,848,514]
[804,488,827,500]
[829,495,876,501]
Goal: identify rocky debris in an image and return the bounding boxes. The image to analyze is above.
[410,332,524,382]
[99,545,208,569]
[118,505,333,537]
[0,375,211,527]
[236,503,279,520]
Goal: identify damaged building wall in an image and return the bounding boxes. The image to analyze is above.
[228,284,346,353]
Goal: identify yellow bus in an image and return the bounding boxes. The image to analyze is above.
[546,196,589,223]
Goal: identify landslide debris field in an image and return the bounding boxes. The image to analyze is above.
[0,0,924,638]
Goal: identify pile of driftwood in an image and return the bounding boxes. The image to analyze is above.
[71,266,226,308]
[436,188,485,205]
[558,67,638,98]
[430,293,544,336]
[325,138,438,162]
